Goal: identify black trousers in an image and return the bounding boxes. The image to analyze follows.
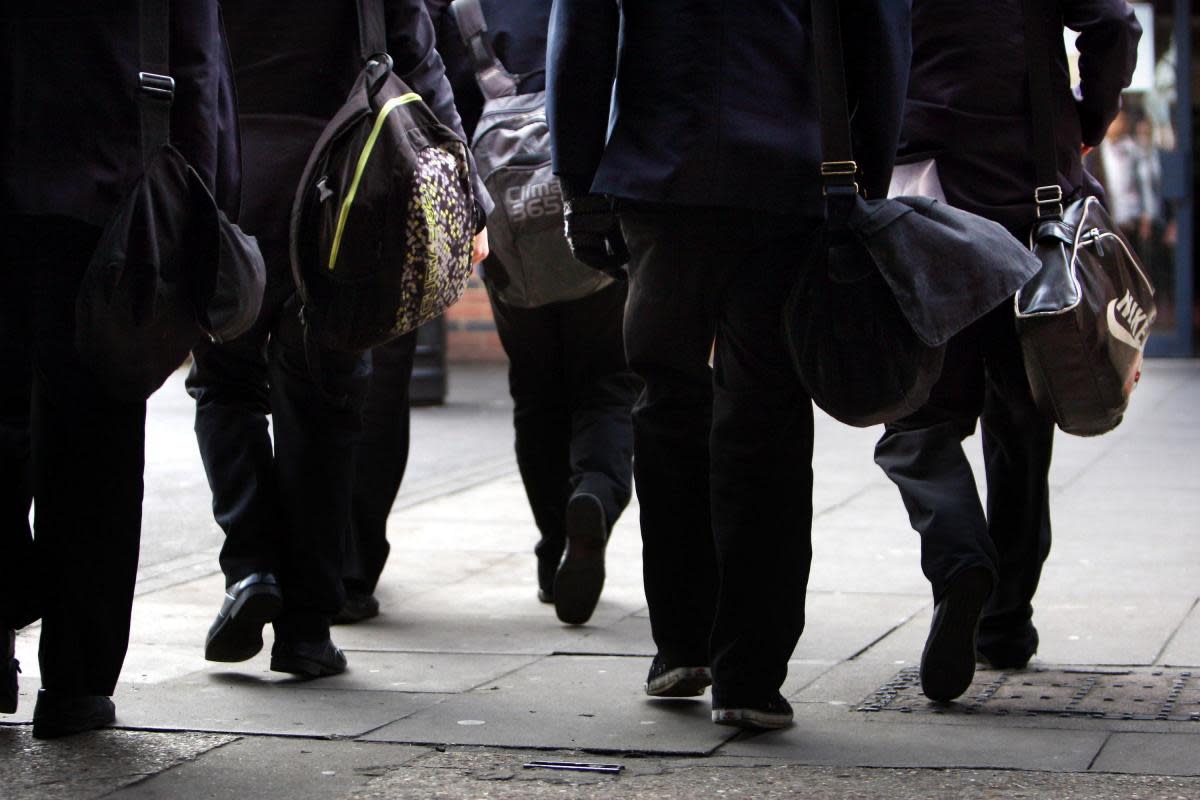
[343,330,417,595]
[874,303,1053,653]
[488,280,637,576]
[618,205,817,704]
[0,215,146,696]
[186,226,370,642]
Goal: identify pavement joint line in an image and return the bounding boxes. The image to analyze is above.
[91,735,243,800]
[844,601,931,662]
[812,484,876,521]
[1085,732,1114,771]
[1152,595,1200,666]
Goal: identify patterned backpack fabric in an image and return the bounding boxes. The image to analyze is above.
[289,3,475,352]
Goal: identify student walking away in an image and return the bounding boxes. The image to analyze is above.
[548,0,910,727]
[189,0,489,677]
[425,0,638,625]
[874,0,1140,703]
[1,1,238,737]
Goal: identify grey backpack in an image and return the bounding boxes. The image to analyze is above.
[451,0,610,308]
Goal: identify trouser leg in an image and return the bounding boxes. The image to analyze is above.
[560,281,638,528]
[619,208,720,668]
[488,287,572,571]
[874,319,999,602]
[24,217,146,696]
[269,302,370,641]
[345,330,418,595]
[978,307,1053,653]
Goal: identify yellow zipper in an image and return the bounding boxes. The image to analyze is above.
[328,92,422,270]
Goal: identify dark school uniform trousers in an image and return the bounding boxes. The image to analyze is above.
[618,205,817,705]
[873,302,1053,656]
[487,279,637,576]
[0,215,146,697]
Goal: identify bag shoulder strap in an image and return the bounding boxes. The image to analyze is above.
[356,0,389,62]
[810,0,859,226]
[137,0,174,164]
[1020,0,1066,219]
[450,0,519,99]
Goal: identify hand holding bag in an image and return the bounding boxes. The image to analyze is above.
[75,0,265,402]
[784,0,1042,427]
[1014,0,1155,436]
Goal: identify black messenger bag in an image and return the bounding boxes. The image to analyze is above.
[290,0,476,353]
[76,0,265,402]
[785,0,1042,427]
[1014,0,1155,437]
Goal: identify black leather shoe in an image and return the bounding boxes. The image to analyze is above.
[331,592,380,625]
[2,629,19,714]
[553,493,607,625]
[32,690,115,739]
[977,621,1039,670]
[921,566,993,703]
[270,638,347,679]
[205,572,283,663]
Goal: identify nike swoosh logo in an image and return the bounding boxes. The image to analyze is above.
[1106,299,1144,350]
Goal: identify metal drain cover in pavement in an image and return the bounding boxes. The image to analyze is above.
[856,666,1200,722]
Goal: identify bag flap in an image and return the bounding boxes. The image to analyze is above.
[849,196,1042,347]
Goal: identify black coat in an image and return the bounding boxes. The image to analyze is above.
[425,0,552,139]
[898,0,1141,233]
[546,0,912,216]
[221,0,489,251]
[0,0,239,227]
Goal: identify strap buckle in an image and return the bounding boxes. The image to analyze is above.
[138,72,175,100]
[821,160,859,196]
[1035,184,1064,219]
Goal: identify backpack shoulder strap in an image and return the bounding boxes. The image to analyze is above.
[1020,0,1066,219]
[137,0,173,164]
[450,0,518,99]
[356,0,388,62]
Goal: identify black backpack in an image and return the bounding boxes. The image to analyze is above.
[451,0,610,308]
[290,0,477,353]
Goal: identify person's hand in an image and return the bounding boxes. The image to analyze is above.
[472,228,490,265]
[562,193,629,277]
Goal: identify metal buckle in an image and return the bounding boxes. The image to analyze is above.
[1035,184,1063,219]
[821,160,859,196]
[138,72,175,100]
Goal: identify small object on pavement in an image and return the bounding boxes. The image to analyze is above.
[523,760,624,774]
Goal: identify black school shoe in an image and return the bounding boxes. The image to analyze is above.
[553,493,607,625]
[977,621,1039,670]
[712,692,794,730]
[205,572,284,663]
[270,638,347,679]
[921,566,994,703]
[2,629,18,714]
[331,591,380,625]
[644,655,712,698]
[32,690,116,739]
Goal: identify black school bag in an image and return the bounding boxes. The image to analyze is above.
[290,0,477,353]
[450,0,611,308]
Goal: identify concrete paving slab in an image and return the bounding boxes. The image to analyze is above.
[791,659,926,705]
[1022,595,1197,665]
[551,614,656,657]
[106,737,429,800]
[325,607,597,655]
[0,727,231,800]
[1090,732,1200,776]
[108,678,447,738]
[793,592,929,662]
[362,655,734,754]
[719,718,1109,771]
[1160,600,1200,666]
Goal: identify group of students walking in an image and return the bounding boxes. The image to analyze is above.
[1,0,1140,739]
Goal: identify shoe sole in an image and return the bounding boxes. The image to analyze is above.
[711,707,793,730]
[554,494,606,626]
[269,652,346,679]
[32,700,116,739]
[645,667,712,698]
[921,569,992,703]
[204,585,283,663]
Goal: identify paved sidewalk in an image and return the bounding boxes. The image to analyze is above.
[3,361,1198,799]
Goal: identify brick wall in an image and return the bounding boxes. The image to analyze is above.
[445,277,506,363]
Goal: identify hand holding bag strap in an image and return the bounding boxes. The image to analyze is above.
[1019,0,1066,219]
[809,0,859,229]
[137,0,174,165]
[450,0,519,99]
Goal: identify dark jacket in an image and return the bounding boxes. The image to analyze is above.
[424,0,552,138]
[898,0,1140,233]
[0,1,239,227]
[222,0,490,248]
[546,0,912,217]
